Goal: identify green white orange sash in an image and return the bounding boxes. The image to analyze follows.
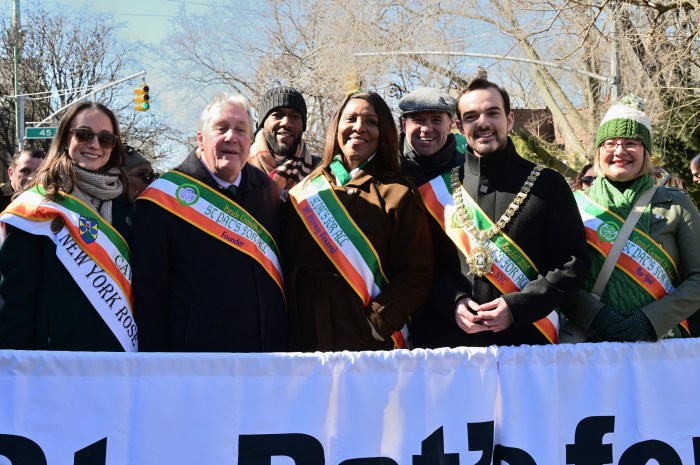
[289,174,409,349]
[139,170,284,294]
[418,172,559,343]
[0,187,137,351]
[573,191,689,334]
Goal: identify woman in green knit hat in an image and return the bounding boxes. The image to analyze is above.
[562,95,700,342]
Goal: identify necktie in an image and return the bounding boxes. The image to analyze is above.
[225,184,238,199]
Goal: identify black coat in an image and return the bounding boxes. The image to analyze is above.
[0,196,134,351]
[428,139,590,347]
[398,134,466,349]
[133,151,287,352]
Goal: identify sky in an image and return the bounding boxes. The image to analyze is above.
[2,0,217,165]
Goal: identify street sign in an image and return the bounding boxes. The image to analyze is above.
[25,127,57,139]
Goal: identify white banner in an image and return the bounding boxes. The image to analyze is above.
[1,340,699,464]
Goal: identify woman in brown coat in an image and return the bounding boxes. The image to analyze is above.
[284,91,433,352]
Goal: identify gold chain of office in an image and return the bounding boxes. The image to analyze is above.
[450,164,544,277]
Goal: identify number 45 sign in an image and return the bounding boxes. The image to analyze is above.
[25,127,57,139]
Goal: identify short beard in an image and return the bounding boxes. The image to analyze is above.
[470,134,508,157]
[264,130,300,159]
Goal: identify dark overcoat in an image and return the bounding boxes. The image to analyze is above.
[133,150,287,352]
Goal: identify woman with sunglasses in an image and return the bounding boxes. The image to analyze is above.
[561,96,700,342]
[572,162,595,191]
[0,102,136,351]
[124,145,158,200]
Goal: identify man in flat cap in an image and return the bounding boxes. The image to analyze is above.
[398,87,466,348]
[249,86,320,197]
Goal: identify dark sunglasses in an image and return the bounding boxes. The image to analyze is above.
[129,171,160,184]
[70,128,118,149]
[581,175,596,185]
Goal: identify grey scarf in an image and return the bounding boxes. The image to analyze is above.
[70,166,123,225]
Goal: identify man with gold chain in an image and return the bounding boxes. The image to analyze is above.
[419,78,589,346]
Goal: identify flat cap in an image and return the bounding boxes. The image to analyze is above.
[398,87,456,115]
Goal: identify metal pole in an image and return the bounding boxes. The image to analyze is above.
[17,95,25,149]
[13,0,21,150]
[34,71,146,127]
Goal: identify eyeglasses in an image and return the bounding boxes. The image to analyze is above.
[70,128,118,149]
[601,139,642,153]
[581,175,596,185]
[129,171,159,184]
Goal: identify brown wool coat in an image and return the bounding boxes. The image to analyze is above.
[283,156,434,351]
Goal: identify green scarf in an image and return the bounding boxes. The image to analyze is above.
[584,174,656,312]
[329,154,371,186]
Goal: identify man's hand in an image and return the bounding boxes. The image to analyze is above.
[455,297,491,334]
[473,297,513,332]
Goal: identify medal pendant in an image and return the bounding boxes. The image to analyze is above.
[467,243,493,277]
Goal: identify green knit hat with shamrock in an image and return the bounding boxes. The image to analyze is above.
[595,95,652,151]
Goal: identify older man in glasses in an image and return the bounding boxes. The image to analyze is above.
[132,93,287,352]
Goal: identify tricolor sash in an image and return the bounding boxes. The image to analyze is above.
[418,171,559,343]
[139,170,284,295]
[574,191,689,336]
[0,187,137,351]
[289,174,409,349]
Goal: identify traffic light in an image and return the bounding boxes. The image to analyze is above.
[133,84,150,112]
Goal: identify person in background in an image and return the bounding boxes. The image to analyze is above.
[562,96,700,342]
[284,91,433,351]
[249,86,320,197]
[432,77,589,347]
[0,102,135,351]
[124,145,158,200]
[396,87,465,349]
[133,93,287,352]
[690,153,700,185]
[1,148,46,211]
[572,162,595,191]
[653,165,686,190]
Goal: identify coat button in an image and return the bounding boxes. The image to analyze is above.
[50,217,65,233]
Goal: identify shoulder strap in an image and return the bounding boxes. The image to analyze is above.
[590,185,658,299]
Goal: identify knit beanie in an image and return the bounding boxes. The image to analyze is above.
[595,95,652,151]
[257,86,307,132]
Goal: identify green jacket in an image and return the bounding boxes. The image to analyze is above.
[563,186,700,339]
